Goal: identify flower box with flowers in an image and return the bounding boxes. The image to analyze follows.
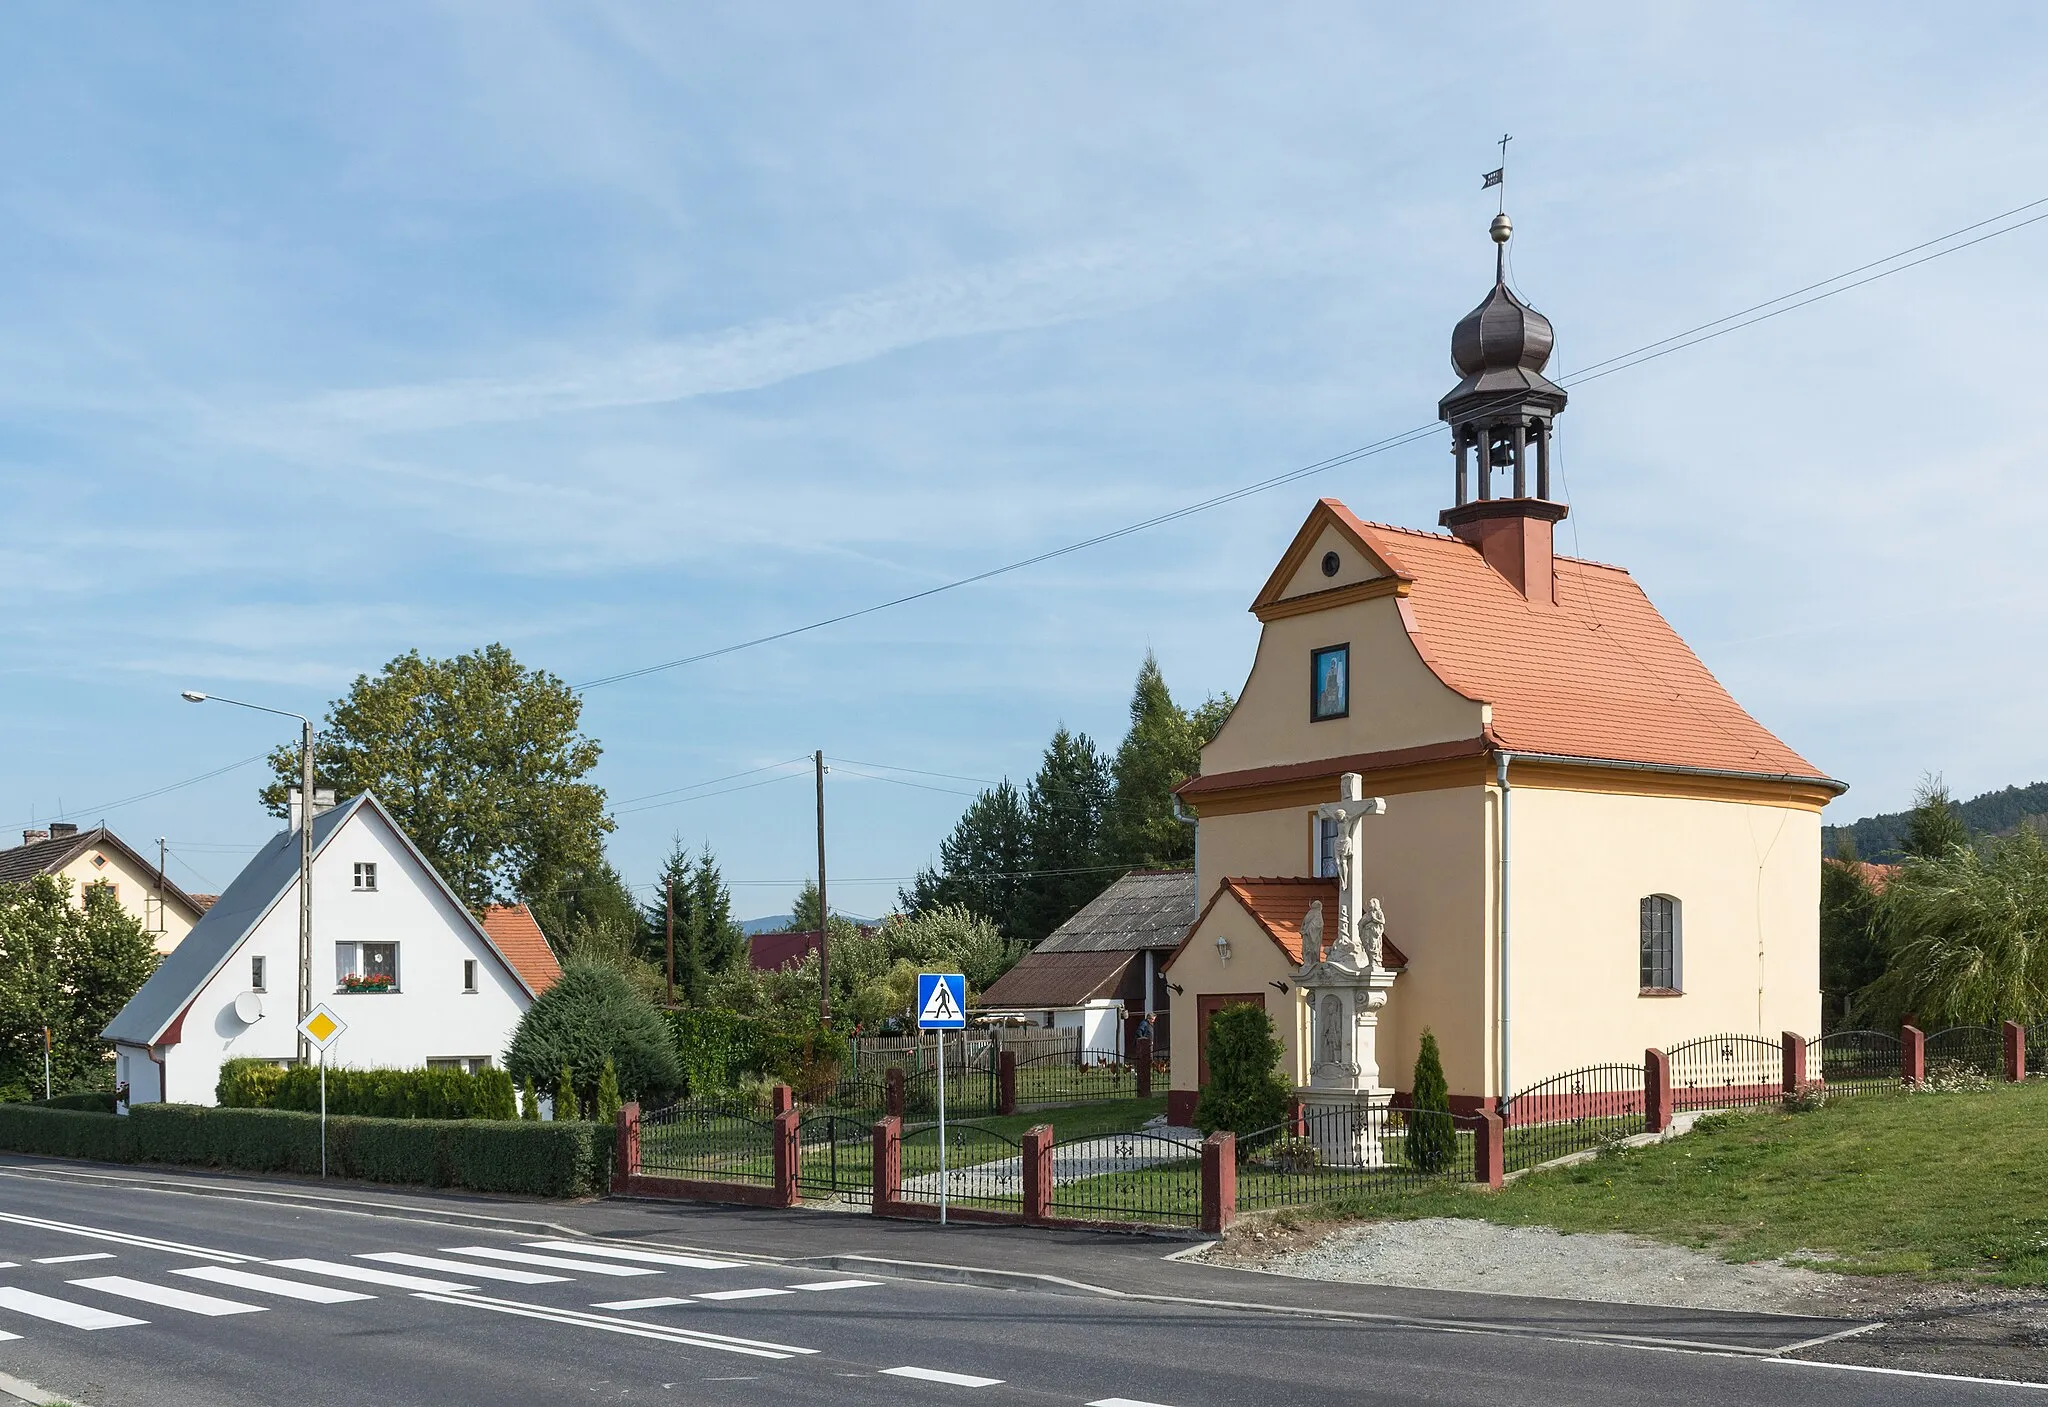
[340,972,395,993]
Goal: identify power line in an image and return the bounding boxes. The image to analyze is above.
[610,757,812,809]
[827,764,981,798]
[826,757,1003,788]
[612,769,811,817]
[569,195,2048,695]
[4,753,270,836]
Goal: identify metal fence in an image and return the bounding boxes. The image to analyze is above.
[1234,1102,1477,1211]
[1806,1029,1901,1095]
[1925,1025,2001,1077]
[1500,1062,1645,1172]
[639,1095,779,1187]
[1048,1129,1204,1226]
[897,1121,1025,1214]
[1013,1048,1139,1109]
[795,1111,873,1202]
[1668,1034,1784,1112]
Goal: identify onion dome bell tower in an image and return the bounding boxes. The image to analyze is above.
[1438,213,1568,603]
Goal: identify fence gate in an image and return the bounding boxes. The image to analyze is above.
[1012,1048,1137,1109]
[796,1113,872,1203]
[1667,1034,1783,1112]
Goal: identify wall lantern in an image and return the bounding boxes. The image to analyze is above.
[1215,932,1232,964]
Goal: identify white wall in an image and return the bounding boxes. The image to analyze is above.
[155,807,532,1105]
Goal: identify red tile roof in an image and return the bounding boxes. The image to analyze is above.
[748,929,823,971]
[1312,500,1830,783]
[480,903,562,996]
[1169,877,1408,970]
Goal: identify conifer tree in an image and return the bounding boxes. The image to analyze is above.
[1018,726,1112,945]
[1101,653,1232,869]
[555,1065,579,1122]
[1194,1004,1290,1139]
[593,1058,622,1128]
[901,781,1031,938]
[1406,1029,1455,1173]
[643,840,745,1003]
[1903,775,1971,859]
[520,1077,540,1121]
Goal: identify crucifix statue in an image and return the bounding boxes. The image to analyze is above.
[1316,773,1386,973]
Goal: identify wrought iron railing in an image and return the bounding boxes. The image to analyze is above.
[1234,1102,1477,1210]
[1924,1025,2001,1077]
[1500,1063,1645,1171]
[1012,1048,1138,1108]
[1668,1033,1783,1111]
[795,1111,873,1202]
[897,1121,1024,1213]
[638,1095,778,1186]
[1807,1029,1901,1095]
[1048,1128,1204,1225]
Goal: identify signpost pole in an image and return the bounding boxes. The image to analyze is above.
[320,1045,328,1180]
[937,1028,947,1228]
[42,1027,51,1102]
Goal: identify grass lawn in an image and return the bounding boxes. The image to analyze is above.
[1295,1081,2048,1285]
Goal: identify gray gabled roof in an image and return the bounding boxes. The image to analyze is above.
[102,792,538,1047]
[1033,869,1196,955]
[0,826,204,916]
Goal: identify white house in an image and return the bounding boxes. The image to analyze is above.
[104,792,562,1106]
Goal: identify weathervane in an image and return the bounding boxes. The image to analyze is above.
[1482,133,1510,212]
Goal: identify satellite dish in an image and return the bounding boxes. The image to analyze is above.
[234,991,264,1024]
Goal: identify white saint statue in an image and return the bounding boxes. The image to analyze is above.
[1300,900,1325,967]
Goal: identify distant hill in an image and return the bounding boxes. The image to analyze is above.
[1823,781,2048,863]
[738,911,875,936]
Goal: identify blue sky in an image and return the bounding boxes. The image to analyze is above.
[2,4,2044,917]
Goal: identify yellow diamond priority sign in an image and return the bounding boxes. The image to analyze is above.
[298,1004,346,1051]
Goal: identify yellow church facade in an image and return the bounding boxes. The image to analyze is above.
[1162,218,1841,1121]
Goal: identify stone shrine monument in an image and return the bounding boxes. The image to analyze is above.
[1295,773,1399,1166]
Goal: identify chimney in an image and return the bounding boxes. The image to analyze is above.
[21,829,49,845]
[288,789,338,831]
[49,822,79,839]
[1440,499,1567,605]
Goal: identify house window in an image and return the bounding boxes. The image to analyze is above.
[1314,815,1339,878]
[427,1056,491,1074]
[353,862,378,892]
[1640,895,1681,993]
[251,956,266,991]
[90,853,109,869]
[463,959,478,993]
[335,941,399,990]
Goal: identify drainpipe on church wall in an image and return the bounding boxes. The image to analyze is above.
[1496,752,1514,1110]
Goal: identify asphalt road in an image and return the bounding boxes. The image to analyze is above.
[0,1162,2033,1407]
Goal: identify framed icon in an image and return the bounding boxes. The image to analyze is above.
[1310,643,1349,722]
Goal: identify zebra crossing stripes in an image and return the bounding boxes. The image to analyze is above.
[521,1240,745,1270]
[358,1252,566,1285]
[171,1266,373,1304]
[68,1276,264,1317]
[0,1285,145,1330]
[265,1258,475,1292]
[437,1246,657,1276]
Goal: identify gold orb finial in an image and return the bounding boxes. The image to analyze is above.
[1490,212,1512,245]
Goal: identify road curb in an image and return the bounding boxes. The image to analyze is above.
[0,1365,82,1406]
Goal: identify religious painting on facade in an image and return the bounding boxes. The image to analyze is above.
[1310,643,1349,721]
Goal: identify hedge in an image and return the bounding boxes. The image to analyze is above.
[218,1059,518,1120]
[36,1091,118,1114]
[0,1103,610,1197]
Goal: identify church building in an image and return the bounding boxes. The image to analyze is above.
[1162,212,1843,1123]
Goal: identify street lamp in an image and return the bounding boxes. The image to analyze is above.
[183,690,317,1064]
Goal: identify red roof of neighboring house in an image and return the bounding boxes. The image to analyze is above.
[480,903,562,996]
[980,949,1135,1009]
[1224,500,1834,786]
[1827,858,1900,893]
[190,894,218,913]
[749,929,823,971]
[1166,877,1407,971]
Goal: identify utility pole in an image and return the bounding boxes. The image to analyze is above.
[298,717,315,1064]
[665,875,676,1008]
[155,837,167,934]
[815,749,830,1023]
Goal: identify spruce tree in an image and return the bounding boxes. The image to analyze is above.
[1102,653,1233,869]
[643,840,745,1003]
[1406,1029,1455,1173]
[593,1058,622,1127]
[1903,775,1971,860]
[1019,726,1112,945]
[555,1065,580,1122]
[520,1077,540,1121]
[900,781,1031,939]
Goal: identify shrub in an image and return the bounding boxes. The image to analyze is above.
[506,960,683,1106]
[555,1065,579,1122]
[1784,1079,1829,1112]
[593,1059,621,1128]
[667,1008,766,1096]
[1248,1134,1318,1173]
[220,1061,518,1120]
[216,1057,287,1109]
[1195,1003,1291,1139]
[0,1104,134,1161]
[760,1020,848,1103]
[1918,1058,1994,1094]
[36,1090,117,1114]
[1406,1028,1457,1173]
[520,1077,540,1120]
[474,1067,518,1120]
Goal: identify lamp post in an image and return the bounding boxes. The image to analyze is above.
[182,690,316,1064]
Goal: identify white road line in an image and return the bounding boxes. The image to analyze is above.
[171,1266,373,1304]
[1089,1399,1181,1406]
[437,1246,656,1277]
[415,1291,815,1359]
[523,1240,745,1270]
[695,1288,792,1301]
[790,1279,881,1291]
[0,1211,250,1264]
[0,1262,15,1269]
[69,1276,264,1318]
[881,1366,1004,1387]
[0,1286,146,1330]
[268,1258,474,1292]
[0,1330,18,1341]
[1768,1358,2048,1391]
[34,1253,116,1265]
[592,1296,693,1310]
[358,1252,565,1285]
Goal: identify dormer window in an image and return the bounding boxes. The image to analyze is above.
[353,862,378,892]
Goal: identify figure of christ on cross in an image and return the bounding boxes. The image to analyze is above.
[1315,772,1386,970]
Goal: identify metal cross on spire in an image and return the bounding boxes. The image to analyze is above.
[1482,133,1511,211]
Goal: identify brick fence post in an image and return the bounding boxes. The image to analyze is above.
[1288,1096,1307,1139]
[998,1051,1017,1116]
[1022,1123,1054,1225]
[1901,1025,1926,1086]
[771,1107,800,1208]
[612,1101,640,1192]
[885,1067,905,1120]
[871,1115,901,1212]
[1474,1109,1504,1190]
[1644,1048,1672,1133]
[770,1083,794,1117]
[1781,1031,1807,1099]
[1200,1131,1236,1235]
[1134,1037,1153,1099]
[2005,1021,2026,1082]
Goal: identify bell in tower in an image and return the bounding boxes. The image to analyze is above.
[1438,213,1570,603]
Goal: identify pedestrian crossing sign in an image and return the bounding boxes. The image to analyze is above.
[916,973,967,1030]
[298,1004,346,1051]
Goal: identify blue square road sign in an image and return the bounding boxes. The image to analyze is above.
[917,972,967,1030]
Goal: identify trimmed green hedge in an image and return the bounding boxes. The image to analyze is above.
[0,1103,610,1197]
[218,1059,518,1120]
[36,1091,118,1114]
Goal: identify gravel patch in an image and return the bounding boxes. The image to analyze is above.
[1216,1216,1843,1313]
